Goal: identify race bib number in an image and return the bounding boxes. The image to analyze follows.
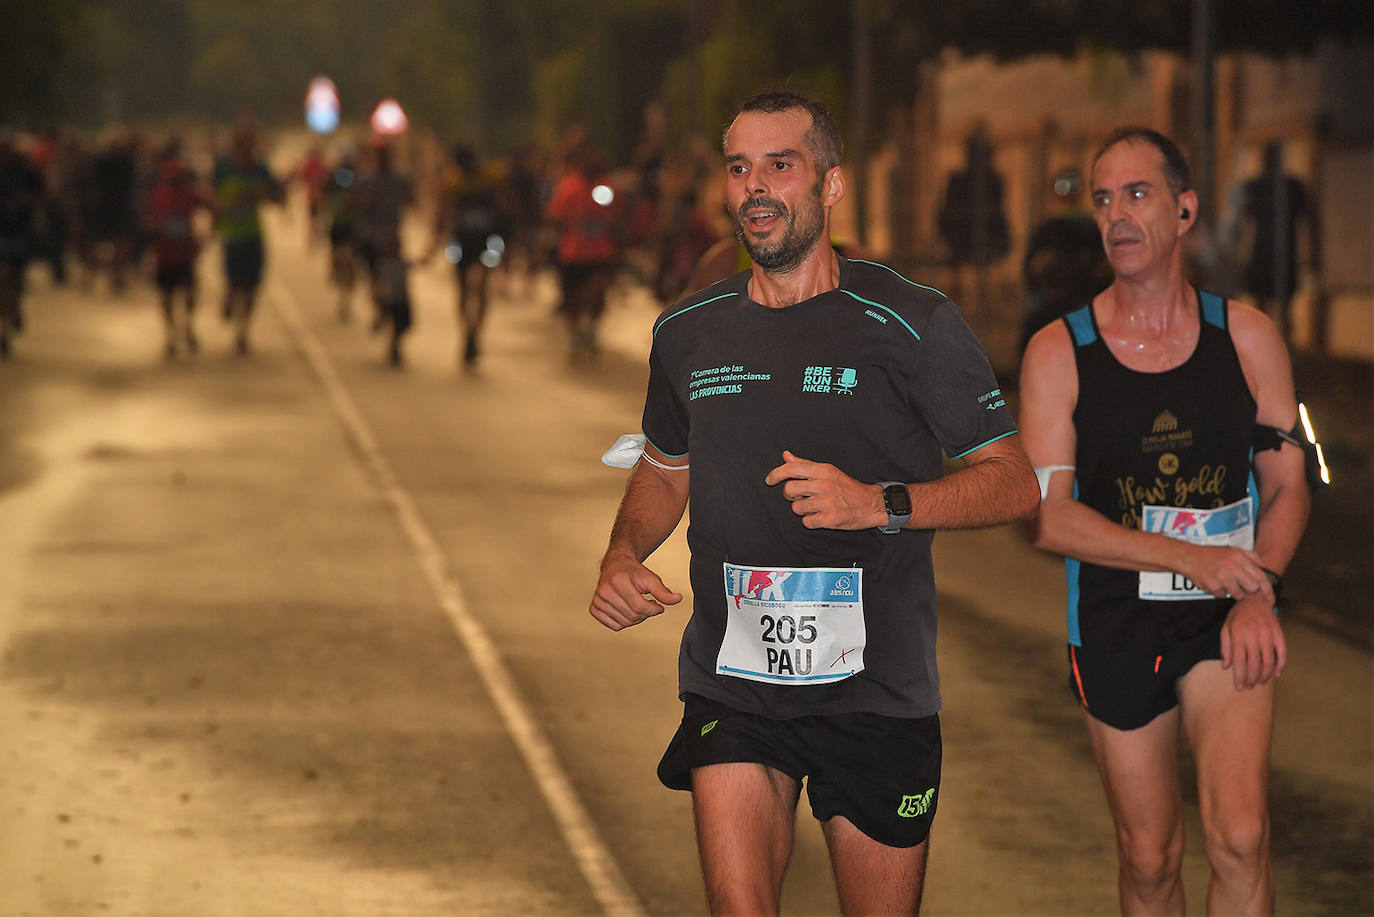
[1138,498,1255,600]
[717,563,865,685]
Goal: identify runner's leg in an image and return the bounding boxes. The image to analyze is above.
[234,285,257,354]
[159,286,177,357]
[1179,660,1276,916]
[1083,707,1186,916]
[465,268,489,364]
[0,261,16,357]
[822,815,928,915]
[183,283,199,353]
[692,762,800,916]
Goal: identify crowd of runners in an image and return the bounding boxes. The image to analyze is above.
[0,119,726,367]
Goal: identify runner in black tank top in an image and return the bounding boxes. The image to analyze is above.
[1020,128,1309,915]
[1064,287,1256,651]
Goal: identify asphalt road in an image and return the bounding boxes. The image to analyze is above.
[0,204,1368,915]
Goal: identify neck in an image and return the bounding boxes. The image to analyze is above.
[1103,262,1193,334]
[748,244,840,309]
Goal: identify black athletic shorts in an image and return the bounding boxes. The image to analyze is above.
[155,262,194,291]
[454,233,492,270]
[657,693,941,848]
[1068,623,1223,731]
[222,238,264,288]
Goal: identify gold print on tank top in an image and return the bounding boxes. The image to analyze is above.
[1114,464,1232,528]
[1141,409,1195,455]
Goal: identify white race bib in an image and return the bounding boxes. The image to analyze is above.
[717,563,865,685]
[1138,498,1255,600]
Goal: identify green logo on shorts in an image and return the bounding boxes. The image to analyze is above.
[700,720,719,737]
[897,788,936,818]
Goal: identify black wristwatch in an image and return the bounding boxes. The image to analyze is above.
[1260,567,1285,603]
[877,482,912,534]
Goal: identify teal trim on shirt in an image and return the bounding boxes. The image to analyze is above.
[841,290,921,341]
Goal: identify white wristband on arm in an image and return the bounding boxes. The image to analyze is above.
[1033,465,1074,500]
[601,433,689,471]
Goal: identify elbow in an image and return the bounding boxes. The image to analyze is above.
[1020,476,1041,520]
[1024,498,1067,554]
[1020,503,1045,547]
[1026,514,1055,552]
[1011,467,1040,522]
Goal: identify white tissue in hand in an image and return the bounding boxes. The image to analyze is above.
[601,433,646,469]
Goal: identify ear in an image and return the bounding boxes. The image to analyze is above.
[822,166,846,208]
[1177,189,1199,232]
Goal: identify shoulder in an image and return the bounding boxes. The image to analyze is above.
[652,272,746,339]
[840,258,951,328]
[1020,318,1077,393]
[1225,297,1287,365]
[1213,296,1298,425]
[1224,298,1295,414]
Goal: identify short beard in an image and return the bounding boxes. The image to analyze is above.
[728,182,826,275]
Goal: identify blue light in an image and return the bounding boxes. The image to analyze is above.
[307,106,339,134]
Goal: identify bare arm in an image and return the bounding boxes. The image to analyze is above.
[761,433,1038,532]
[1220,302,1311,687]
[588,445,689,631]
[908,434,1039,529]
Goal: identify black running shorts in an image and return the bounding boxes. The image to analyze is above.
[1068,623,1223,731]
[155,262,194,291]
[657,693,941,848]
[223,238,264,288]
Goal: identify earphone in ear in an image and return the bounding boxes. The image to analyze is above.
[1180,208,1191,219]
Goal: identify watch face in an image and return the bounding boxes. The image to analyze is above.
[884,483,912,516]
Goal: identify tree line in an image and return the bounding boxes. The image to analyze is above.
[3,0,1368,158]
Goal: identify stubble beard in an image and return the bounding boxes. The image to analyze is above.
[729,184,826,275]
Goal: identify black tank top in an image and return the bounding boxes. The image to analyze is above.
[1065,289,1257,651]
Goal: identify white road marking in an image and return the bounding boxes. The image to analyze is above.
[269,279,645,917]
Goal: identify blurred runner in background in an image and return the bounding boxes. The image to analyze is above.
[293,143,328,248]
[1019,167,1112,354]
[324,147,361,322]
[0,135,44,359]
[354,140,413,334]
[548,132,622,357]
[1224,141,1320,341]
[213,127,284,355]
[146,139,214,359]
[81,129,138,293]
[433,145,507,368]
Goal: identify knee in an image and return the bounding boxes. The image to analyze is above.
[1204,810,1269,872]
[1118,829,1183,892]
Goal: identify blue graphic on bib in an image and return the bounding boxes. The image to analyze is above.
[1140,499,1252,539]
[726,567,861,609]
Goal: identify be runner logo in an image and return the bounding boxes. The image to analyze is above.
[802,365,858,395]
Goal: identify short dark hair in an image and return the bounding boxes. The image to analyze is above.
[730,89,843,175]
[1093,126,1191,197]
